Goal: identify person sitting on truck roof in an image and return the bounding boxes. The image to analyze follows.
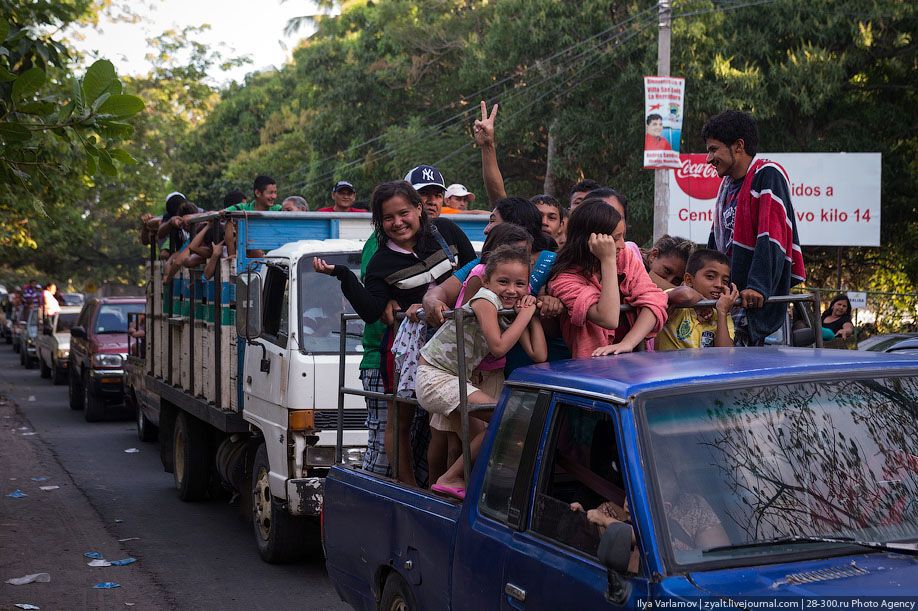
[418,246,547,500]
[657,249,739,351]
[317,181,365,212]
[547,201,668,358]
[313,180,476,487]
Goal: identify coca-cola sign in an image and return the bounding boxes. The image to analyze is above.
[673,154,722,200]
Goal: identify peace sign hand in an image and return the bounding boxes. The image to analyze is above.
[473,101,498,148]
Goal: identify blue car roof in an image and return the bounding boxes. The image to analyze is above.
[508,347,918,402]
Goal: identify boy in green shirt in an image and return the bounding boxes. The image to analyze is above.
[657,249,739,351]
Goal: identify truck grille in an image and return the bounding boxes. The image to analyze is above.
[314,409,368,430]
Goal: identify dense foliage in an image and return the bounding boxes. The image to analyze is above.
[2,0,915,324]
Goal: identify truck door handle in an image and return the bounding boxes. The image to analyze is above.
[504,583,526,602]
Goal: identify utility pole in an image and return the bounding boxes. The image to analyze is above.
[652,0,672,243]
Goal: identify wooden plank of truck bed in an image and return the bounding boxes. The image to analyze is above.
[144,374,249,433]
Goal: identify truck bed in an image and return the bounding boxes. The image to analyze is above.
[324,466,461,611]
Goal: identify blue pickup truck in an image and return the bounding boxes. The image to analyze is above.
[323,347,918,609]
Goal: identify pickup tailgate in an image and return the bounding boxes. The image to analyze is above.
[324,466,461,611]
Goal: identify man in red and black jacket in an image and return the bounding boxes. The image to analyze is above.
[703,110,806,345]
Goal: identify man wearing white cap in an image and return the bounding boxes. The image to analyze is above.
[442,183,474,213]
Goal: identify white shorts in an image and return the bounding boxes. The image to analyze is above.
[416,364,504,433]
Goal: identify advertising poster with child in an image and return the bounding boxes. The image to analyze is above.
[643,76,685,169]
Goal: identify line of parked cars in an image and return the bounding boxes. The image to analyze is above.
[2,293,145,421]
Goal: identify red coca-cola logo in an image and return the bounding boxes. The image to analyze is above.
[674,154,721,200]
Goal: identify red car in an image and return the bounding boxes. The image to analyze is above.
[68,297,145,422]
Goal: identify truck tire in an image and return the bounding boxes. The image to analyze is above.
[173,412,211,501]
[24,350,35,369]
[12,339,20,353]
[252,442,308,563]
[52,362,67,385]
[83,372,106,422]
[69,368,84,410]
[39,355,52,379]
[380,572,417,611]
[136,398,158,442]
[19,347,25,366]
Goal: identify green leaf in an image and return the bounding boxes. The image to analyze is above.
[12,67,45,102]
[85,154,97,175]
[16,101,55,115]
[96,94,144,117]
[91,91,111,112]
[0,65,14,82]
[0,122,31,142]
[0,20,9,43]
[109,148,137,165]
[97,148,117,176]
[59,100,76,122]
[82,59,116,104]
[107,79,123,95]
[97,120,134,139]
[70,77,83,106]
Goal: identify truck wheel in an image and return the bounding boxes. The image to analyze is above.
[52,363,67,385]
[136,399,158,442]
[380,572,417,611]
[69,368,84,410]
[19,348,25,366]
[13,339,20,353]
[39,356,51,379]
[83,372,106,422]
[252,442,308,563]
[173,412,211,501]
[24,351,35,369]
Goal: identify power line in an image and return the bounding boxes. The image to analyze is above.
[289,9,659,192]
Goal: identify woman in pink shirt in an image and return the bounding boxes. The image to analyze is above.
[547,200,668,358]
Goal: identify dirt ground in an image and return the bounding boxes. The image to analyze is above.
[0,395,172,610]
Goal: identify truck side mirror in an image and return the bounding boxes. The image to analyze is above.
[597,522,633,604]
[71,326,86,339]
[236,271,262,340]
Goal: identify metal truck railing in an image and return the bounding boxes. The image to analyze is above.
[335,293,822,488]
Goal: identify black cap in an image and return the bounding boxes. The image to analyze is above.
[332,180,355,193]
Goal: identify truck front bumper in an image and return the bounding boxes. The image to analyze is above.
[286,477,324,516]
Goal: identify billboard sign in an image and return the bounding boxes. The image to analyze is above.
[667,152,881,246]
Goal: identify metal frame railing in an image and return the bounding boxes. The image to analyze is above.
[335,293,821,488]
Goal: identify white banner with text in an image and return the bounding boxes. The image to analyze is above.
[667,152,881,246]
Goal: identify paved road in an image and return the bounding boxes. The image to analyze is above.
[0,346,348,610]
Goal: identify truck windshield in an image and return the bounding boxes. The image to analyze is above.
[95,303,144,334]
[643,376,918,567]
[56,312,79,332]
[297,253,364,353]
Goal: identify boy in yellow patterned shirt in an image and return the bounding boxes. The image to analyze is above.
[656,249,739,350]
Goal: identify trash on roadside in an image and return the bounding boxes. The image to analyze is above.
[6,489,27,498]
[83,551,103,559]
[6,573,51,586]
[93,582,121,589]
[123,448,140,453]
[124,603,135,607]
[18,426,29,430]
[87,559,112,567]
[21,432,36,436]
[15,604,40,610]
[117,537,140,542]
[30,477,48,482]
[39,486,59,491]
[27,396,35,402]
[114,519,123,523]
[110,557,136,566]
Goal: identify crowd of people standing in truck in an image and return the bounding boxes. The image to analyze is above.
[132,105,833,512]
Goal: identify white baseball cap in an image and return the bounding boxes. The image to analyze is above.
[444,183,475,202]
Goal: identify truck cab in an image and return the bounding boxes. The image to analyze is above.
[323,348,918,609]
[37,305,81,384]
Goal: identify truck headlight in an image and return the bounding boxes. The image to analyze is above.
[56,348,69,359]
[93,353,123,367]
[305,446,336,467]
[344,447,366,467]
